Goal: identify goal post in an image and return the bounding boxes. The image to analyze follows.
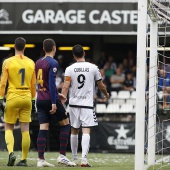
[136,0,170,169]
[148,20,158,166]
[135,0,148,170]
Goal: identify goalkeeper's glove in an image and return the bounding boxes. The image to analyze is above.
[0,99,4,116]
[31,100,36,114]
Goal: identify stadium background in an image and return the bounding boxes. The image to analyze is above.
[0,0,146,154]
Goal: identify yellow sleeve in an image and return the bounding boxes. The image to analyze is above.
[0,60,8,99]
[30,65,36,100]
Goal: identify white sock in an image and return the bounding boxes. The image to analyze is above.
[81,134,90,159]
[38,159,45,162]
[70,134,78,160]
[59,154,65,158]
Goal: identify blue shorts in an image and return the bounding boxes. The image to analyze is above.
[36,99,67,124]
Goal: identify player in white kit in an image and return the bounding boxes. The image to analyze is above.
[61,44,109,167]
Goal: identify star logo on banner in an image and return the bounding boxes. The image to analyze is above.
[115,125,129,139]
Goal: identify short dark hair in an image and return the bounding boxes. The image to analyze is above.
[15,37,26,51]
[72,44,84,58]
[43,38,56,53]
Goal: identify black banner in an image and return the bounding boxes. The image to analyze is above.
[0,1,137,34]
[91,122,170,153]
[91,122,135,152]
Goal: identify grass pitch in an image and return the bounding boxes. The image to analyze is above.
[0,151,134,170]
[0,151,169,170]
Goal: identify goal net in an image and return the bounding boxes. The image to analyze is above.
[145,0,170,169]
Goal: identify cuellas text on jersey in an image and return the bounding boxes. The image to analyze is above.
[74,68,89,72]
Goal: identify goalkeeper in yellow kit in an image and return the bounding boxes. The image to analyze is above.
[0,37,36,166]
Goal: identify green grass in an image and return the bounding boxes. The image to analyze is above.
[0,151,169,170]
[146,155,170,170]
[148,165,170,170]
[0,151,134,170]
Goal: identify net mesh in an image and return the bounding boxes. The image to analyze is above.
[146,0,170,169]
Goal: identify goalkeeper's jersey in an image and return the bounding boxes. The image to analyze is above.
[0,55,36,100]
[64,61,102,108]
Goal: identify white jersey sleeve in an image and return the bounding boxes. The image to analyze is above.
[94,65,102,82]
[65,62,102,108]
[65,67,71,77]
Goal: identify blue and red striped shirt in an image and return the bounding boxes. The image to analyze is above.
[36,56,59,104]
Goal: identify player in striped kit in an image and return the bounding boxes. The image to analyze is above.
[35,38,76,167]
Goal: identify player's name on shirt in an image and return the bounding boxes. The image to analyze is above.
[73,95,86,99]
[74,68,89,72]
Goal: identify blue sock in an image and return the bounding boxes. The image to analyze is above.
[59,124,70,155]
[37,130,48,159]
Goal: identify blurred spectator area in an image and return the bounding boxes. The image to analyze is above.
[96,90,136,114]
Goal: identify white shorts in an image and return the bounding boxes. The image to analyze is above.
[69,107,98,129]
